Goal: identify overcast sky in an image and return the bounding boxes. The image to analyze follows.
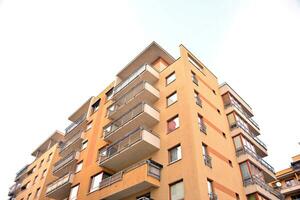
[1,0,300,198]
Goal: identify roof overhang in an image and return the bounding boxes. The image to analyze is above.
[116,41,175,79]
[31,130,64,157]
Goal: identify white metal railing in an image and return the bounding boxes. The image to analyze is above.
[60,131,82,152]
[100,127,158,163]
[243,176,283,199]
[108,81,157,117]
[114,64,157,95]
[53,152,77,173]
[46,173,72,194]
[236,146,275,173]
[99,160,162,190]
[65,113,87,134]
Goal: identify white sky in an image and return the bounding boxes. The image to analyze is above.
[1,0,300,198]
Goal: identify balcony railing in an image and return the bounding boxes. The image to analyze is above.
[225,101,259,130]
[100,127,158,163]
[60,130,82,152]
[236,146,274,173]
[281,180,300,189]
[15,165,28,180]
[99,160,162,190]
[208,193,218,200]
[46,173,73,194]
[108,81,158,118]
[104,102,158,139]
[243,176,283,199]
[199,122,207,134]
[231,122,267,150]
[114,64,157,95]
[203,155,212,168]
[8,183,20,196]
[53,151,78,173]
[65,113,86,134]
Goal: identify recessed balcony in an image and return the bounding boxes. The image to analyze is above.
[99,127,160,171]
[46,173,74,199]
[243,176,283,200]
[231,124,267,157]
[53,151,80,177]
[280,181,300,195]
[103,103,160,143]
[98,160,162,200]
[107,81,159,120]
[236,147,276,182]
[113,64,159,100]
[60,131,84,157]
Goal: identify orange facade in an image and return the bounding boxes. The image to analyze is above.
[8,42,281,200]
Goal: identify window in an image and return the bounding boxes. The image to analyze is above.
[69,185,79,200]
[286,179,297,187]
[228,160,233,167]
[292,194,300,200]
[81,140,88,150]
[207,179,215,199]
[33,175,38,184]
[240,162,251,180]
[21,181,30,190]
[35,188,41,198]
[27,193,32,200]
[202,143,211,168]
[47,153,53,162]
[222,132,226,138]
[27,166,36,175]
[39,159,44,168]
[233,136,242,151]
[167,115,180,133]
[86,121,93,131]
[105,88,114,101]
[198,114,206,133]
[41,169,46,179]
[188,55,203,71]
[169,145,182,163]
[167,92,177,107]
[194,90,202,107]
[89,172,110,192]
[91,99,100,113]
[166,72,176,85]
[191,71,198,85]
[170,180,184,200]
[75,161,83,173]
[217,109,220,114]
[235,193,240,200]
[98,147,107,160]
[136,193,150,200]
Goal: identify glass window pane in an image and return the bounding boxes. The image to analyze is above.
[170,181,184,200]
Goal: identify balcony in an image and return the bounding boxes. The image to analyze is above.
[113,64,159,100]
[231,123,267,157]
[236,147,276,182]
[219,83,254,117]
[108,81,159,120]
[103,102,160,142]
[225,102,260,132]
[8,183,20,196]
[53,151,80,177]
[46,173,74,199]
[65,113,87,137]
[60,130,84,157]
[243,176,283,200]
[281,181,300,195]
[99,127,160,171]
[98,160,162,200]
[15,165,28,181]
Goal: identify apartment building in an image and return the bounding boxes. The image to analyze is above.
[8,131,63,200]
[274,154,300,199]
[8,42,281,200]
